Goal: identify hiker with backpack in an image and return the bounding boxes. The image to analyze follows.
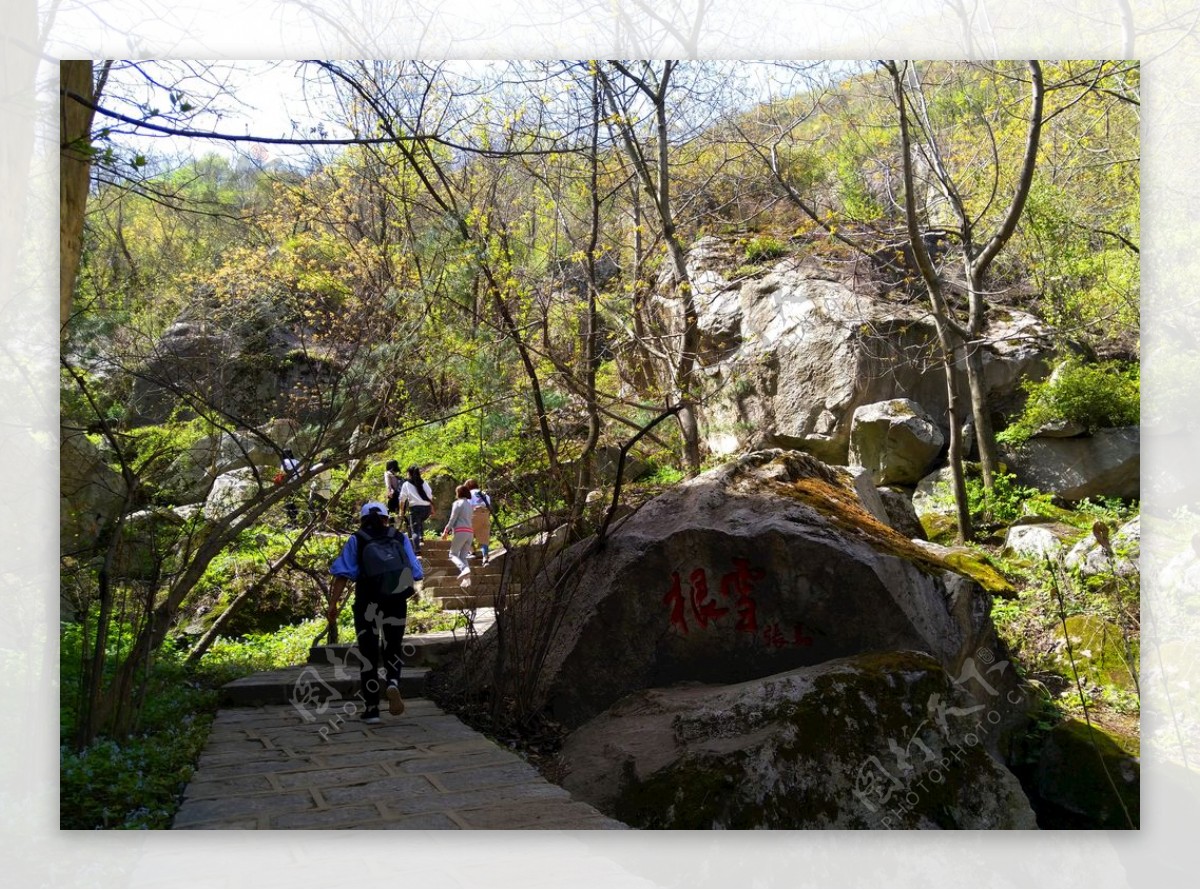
[398,465,435,555]
[328,501,423,724]
[464,478,494,566]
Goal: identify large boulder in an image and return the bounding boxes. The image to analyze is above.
[1004,427,1140,501]
[447,450,1017,733]
[877,485,926,540]
[61,426,128,557]
[559,652,1039,829]
[849,399,944,485]
[683,238,1054,464]
[128,302,343,427]
[1002,520,1083,561]
[202,468,264,520]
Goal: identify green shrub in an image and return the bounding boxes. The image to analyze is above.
[998,358,1139,447]
[966,470,1052,528]
[60,644,218,829]
[743,236,787,263]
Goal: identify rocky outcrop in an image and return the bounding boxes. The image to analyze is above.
[203,468,265,520]
[61,426,128,557]
[559,652,1039,829]
[877,486,926,540]
[437,449,1041,829]
[128,304,343,427]
[449,451,1017,731]
[1004,427,1139,501]
[849,399,944,485]
[683,238,1054,464]
[1002,520,1083,560]
[168,419,302,504]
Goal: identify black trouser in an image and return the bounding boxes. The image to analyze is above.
[408,504,432,551]
[352,592,408,709]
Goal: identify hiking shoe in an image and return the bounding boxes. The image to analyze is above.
[362,708,382,725]
[386,683,405,716]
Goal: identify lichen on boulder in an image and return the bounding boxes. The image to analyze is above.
[559,652,1038,829]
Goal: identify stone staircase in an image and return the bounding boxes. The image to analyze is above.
[412,537,518,610]
[220,539,516,708]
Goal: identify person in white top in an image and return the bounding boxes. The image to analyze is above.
[398,465,435,554]
[281,448,301,525]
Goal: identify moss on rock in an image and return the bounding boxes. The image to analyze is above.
[1050,614,1138,691]
[1034,717,1139,828]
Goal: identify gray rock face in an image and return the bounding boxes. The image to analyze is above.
[203,468,264,520]
[61,427,128,557]
[559,653,1039,829]
[472,451,1005,731]
[1005,427,1140,501]
[877,486,927,540]
[849,399,944,485]
[685,238,1054,463]
[128,305,342,426]
[1065,516,1140,579]
[167,419,302,504]
[1002,521,1083,560]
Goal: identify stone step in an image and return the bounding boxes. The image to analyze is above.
[220,664,431,708]
[432,592,509,609]
[309,612,494,668]
[420,564,506,580]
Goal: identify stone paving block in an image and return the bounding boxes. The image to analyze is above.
[380,780,569,818]
[200,738,272,756]
[171,790,316,827]
[175,691,627,830]
[268,804,384,829]
[319,774,440,808]
[422,738,503,755]
[211,708,300,725]
[308,748,426,769]
[385,749,518,777]
[273,764,392,791]
[266,728,374,749]
[427,761,544,793]
[180,772,277,799]
[189,755,319,783]
[197,748,292,769]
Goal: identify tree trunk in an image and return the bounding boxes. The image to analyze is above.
[964,342,999,488]
[60,60,97,332]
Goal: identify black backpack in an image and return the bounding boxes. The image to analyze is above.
[354,528,415,597]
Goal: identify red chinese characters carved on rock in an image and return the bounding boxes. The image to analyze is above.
[663,558,814,647]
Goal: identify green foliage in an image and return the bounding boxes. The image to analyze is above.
[196,620,328,684]
[998,359,1140,447]
[643,463,686,486]
[60,643,217,829]
[966,470,1052,529]
[743,236,787,263]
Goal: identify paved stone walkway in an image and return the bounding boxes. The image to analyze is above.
[172,697,626,829]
